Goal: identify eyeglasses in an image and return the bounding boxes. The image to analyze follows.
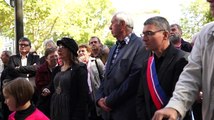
[89,41,98,45]
[19,44,30,47]
[141,30,165,37]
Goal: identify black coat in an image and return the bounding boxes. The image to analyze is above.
[8,53,39,78]
[50,63,89,120]
[181,38,192,52]
[136,44,188,120]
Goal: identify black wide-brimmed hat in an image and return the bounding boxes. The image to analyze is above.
[57,37,78,57]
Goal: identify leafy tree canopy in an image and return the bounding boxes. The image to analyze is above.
[0,0,116,54]
[180,0,214,40]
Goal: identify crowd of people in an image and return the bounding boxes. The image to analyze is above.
[1,0,214,119]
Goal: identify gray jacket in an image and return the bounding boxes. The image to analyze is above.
[166,22,214,120]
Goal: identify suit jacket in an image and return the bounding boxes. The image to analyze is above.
[88,57,105,92]
[96,33,147,120]
[8,53,39,78]
[136,43,188,120]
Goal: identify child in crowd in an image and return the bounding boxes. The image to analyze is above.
[3,77,49,120]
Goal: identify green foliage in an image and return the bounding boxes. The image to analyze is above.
[180,0,214,39]
[105,39,114,49]
[52,0,116,45]
[0,0,116,54]
[104,32,115,48]
[0,0,14,37]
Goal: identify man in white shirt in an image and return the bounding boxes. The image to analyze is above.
[8,37,39,79]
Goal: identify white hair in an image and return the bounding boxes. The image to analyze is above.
[43,39,56,49]
[113,12,134,30]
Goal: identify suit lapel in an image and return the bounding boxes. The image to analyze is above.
[106,45,117,74]
[109,44,127,69]
[114,33,136,63]
[27,54,32,66]
[16,54,22,66]
[106,33,139,76]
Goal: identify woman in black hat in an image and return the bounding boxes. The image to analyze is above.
[42,37,89,120]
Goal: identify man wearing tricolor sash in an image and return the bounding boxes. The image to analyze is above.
[136,16,190,120]
[153,0,214,120]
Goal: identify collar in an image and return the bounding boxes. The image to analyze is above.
[15,104,36,119]
[153,43,171,58]
[116,33,132,45]
[19,53,29,58]
[204,22,214,42]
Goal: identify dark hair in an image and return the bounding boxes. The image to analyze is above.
[44,47,57,58]
[19,37,31,47]
[3,77,34,107]
[90,36,102,44]
[170,24,182,33]
[2,50,12,57]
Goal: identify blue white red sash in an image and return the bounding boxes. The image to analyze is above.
[146,55,168,109]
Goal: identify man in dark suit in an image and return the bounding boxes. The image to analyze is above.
[8,37,39,79]
[96,12,146,120]
[136,16,189,120]
[1,37,39,120]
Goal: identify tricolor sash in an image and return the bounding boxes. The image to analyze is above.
[146,55,168,109]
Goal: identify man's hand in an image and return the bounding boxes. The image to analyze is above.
[98,97,112,112]
[41,88,51,96]
[152,107,179,120]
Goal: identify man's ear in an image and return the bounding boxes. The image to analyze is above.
[163,31,170,40]
[120,20,126,27]
[120,20,127,30]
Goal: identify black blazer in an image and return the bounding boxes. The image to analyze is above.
[96,33,148,120]
[136,43,188,120]
[8,53,39,78]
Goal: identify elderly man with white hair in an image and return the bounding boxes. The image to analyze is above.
[96,12,146,120]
